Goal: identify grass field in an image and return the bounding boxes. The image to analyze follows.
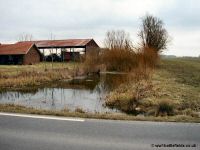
[152,57,200,113]
[160,57,200,87]
[0,62,82,91]
[106,57,200,117]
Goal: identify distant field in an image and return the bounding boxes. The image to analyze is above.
[160,57,200,87]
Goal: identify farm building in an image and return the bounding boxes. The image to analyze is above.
[17,39,100,62]
[0,42,42,65]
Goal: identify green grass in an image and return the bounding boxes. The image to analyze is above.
[159,57,200,87]
[156,58,200,111]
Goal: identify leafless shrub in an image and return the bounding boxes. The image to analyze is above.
[17,33,33,42]
[156,100,175,116]
[101,30,137,71]
[104,30,132,50]
[75,107,85,113]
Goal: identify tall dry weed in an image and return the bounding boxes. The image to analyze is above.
[100,48,137,72]
[83,49,100,74]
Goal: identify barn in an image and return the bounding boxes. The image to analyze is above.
[0,42,42,65]
[17,39,100,62]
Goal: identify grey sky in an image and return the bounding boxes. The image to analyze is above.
[0,0,200,56]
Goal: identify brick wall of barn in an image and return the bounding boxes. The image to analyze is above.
[85,40,99,55]
[23,46,41,65]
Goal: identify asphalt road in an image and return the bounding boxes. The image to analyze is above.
[0,113,199,150]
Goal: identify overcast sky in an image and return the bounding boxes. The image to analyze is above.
[0,0,200,56]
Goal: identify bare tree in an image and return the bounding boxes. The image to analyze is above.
[49,32,56,41]
[138,15,169,52]
[17,33,33,42]
[104,30,132,50]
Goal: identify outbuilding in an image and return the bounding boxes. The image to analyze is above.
[0,42,42,65]
[17,39,100,61]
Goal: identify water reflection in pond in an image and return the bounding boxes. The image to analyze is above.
[0,73,129,112]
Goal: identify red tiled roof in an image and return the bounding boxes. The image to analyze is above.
[0,42,34,55]
[17,39,98,48]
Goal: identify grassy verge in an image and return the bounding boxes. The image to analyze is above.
[0,62,83,91]
[0,104,199,123]
[105,57,200,118]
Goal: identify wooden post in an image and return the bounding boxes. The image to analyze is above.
[43,49,44,59]
[85,46,87,61]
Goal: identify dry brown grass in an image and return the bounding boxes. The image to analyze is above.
[136,47,159,69]
[0,104,199,123]
[100,48,137,72]
[83,49,101,74]
[105,78,153,114]
[0,62,81,91]
[100,47,158,73]
[106,57,200,118]
[100,47,160,114]
[83,43,159,79]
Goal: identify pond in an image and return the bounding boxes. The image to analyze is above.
[0,73,129,112]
